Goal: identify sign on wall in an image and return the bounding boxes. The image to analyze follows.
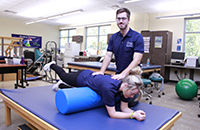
[176,38,182,51]
[12,34,42,48]
[154,36,163,48]
[143,37,151,53]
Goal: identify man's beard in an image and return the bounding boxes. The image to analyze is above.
[118,23,127,30]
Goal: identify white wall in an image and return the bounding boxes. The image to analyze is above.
[130,13,148,32]
[76,27,86,51]
[0,17,59,54]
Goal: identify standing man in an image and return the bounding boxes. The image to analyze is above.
[93,8,144,80]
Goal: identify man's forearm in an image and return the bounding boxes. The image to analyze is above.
[100,53,112,73]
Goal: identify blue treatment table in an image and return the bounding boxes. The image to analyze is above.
[67,62,161,75]
[0,85,181,130]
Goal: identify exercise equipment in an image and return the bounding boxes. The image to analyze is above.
[25,41,58,83]
[25,49,44,74]
[55,87,104,114]
[0,36,24,57]
[25,49,49,81]
[43,41,57,83]
[176,79,198,100]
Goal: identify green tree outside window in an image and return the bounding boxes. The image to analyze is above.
[185,18,200,57]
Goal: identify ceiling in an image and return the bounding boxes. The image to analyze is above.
[0,0,200,26]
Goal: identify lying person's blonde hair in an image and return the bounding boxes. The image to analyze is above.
[122,66,143,101]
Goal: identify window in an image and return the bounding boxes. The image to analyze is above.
[86,25,111,55]
[184,17,200,57]
[59,29,76,53]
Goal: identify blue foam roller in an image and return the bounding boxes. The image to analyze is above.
[55,87,105,114]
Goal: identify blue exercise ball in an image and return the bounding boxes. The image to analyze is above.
[175,79,198,100]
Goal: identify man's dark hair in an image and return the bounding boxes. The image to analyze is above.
[116,8,131,20]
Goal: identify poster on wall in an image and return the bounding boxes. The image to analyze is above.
[12,34,42,48]
[143,37,151,53]
[154,36,163,48]
[176,38,182,51]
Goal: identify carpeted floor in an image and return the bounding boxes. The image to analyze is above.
[0,80,200,130]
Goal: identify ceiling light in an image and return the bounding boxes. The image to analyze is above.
[60,20,116,29]
[155,13,200,19]
[106,5,121,10]
[24,9,83,25]
[25,21,35,25]
[118,0,141,4]
[4,10,17,14]
[47,15,62,20]
[35,19,47,22]
[62,9,83,16]
[124,0,141,3]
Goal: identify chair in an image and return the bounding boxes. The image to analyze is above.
[150,77,165,98]
[198,96,200,118]
[197,93,200,118]
[149,72,165,98]
[142,78,153,104]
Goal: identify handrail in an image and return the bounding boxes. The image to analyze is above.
[0,36,23,40]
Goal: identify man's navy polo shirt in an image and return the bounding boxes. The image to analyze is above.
[107,28,144,74]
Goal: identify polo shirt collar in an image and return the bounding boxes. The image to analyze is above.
[119,27,132,38]
[126,28,133,37]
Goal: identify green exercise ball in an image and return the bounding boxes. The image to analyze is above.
[175,79,198,100]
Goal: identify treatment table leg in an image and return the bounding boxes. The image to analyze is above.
[4,102,11,126]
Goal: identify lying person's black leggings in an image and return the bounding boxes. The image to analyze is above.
[50,64,139,107]
[50,64,83,87]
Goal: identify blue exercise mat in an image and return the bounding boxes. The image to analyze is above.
[0,86,180,130]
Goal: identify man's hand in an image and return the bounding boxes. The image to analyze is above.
[92,71,104,76]
[111,73,126,80]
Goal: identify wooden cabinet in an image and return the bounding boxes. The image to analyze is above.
[107,34,113,44]
[141,30,173,77]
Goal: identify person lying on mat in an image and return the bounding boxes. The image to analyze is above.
[44,61,146,121]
